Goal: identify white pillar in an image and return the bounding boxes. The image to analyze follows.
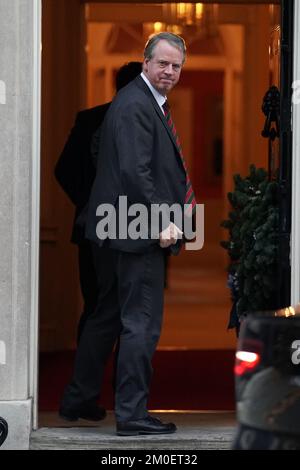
[0,0,41,449]
[291,0,300,305]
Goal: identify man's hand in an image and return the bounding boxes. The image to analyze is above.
[159,223,183,248]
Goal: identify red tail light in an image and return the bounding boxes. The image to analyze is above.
[235,351,261,376]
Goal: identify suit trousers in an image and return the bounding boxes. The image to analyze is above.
[61,243,166,422]
[77,240,99,344]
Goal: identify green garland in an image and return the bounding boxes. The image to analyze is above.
[221,165,279,323]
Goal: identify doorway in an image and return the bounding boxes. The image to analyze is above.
[38,0,282,423]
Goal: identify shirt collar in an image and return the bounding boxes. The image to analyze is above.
[140,72,166,113]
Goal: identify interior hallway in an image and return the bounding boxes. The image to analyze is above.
[159,255,237,350]
[39,252,237,413]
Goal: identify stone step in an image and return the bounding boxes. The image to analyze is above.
[30,412,236,450]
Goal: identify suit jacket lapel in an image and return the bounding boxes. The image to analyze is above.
[134,76,183,161]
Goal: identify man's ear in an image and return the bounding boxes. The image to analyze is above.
[143,59,149,72]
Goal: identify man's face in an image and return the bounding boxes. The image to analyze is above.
[143,39,184,95]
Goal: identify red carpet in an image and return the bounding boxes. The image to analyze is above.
[39,350,235,411]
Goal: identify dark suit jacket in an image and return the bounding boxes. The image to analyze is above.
[54,103,111,243]
[86,76,186,254]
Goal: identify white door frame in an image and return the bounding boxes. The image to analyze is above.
[30,0,42,430]
[291,0,300,305]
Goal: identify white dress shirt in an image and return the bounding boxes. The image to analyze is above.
[140,74,183,245]
[140,72,166,114]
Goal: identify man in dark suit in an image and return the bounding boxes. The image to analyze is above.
[60,33,194,435]
[55,62,142,344]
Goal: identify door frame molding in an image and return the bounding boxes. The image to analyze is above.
[291,0,300,305]
[30,0,42,430]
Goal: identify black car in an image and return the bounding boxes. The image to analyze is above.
[233,311,300,450]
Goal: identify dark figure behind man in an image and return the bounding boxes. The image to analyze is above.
[55,62,142,344]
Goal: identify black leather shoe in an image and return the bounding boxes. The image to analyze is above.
[116,415,177,436]
[59,404,106,422]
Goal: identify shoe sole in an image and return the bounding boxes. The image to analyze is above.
[116,429,176,436]
[59,413,79,422]
[59,413,106,422]
[79,414,106,422]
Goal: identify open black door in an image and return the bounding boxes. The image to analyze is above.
[262,0,294,309]
[278,0,294,307]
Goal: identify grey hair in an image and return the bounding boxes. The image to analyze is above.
[144,32,186,63]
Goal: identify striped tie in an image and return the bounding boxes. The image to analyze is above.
[163,100,196,215]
